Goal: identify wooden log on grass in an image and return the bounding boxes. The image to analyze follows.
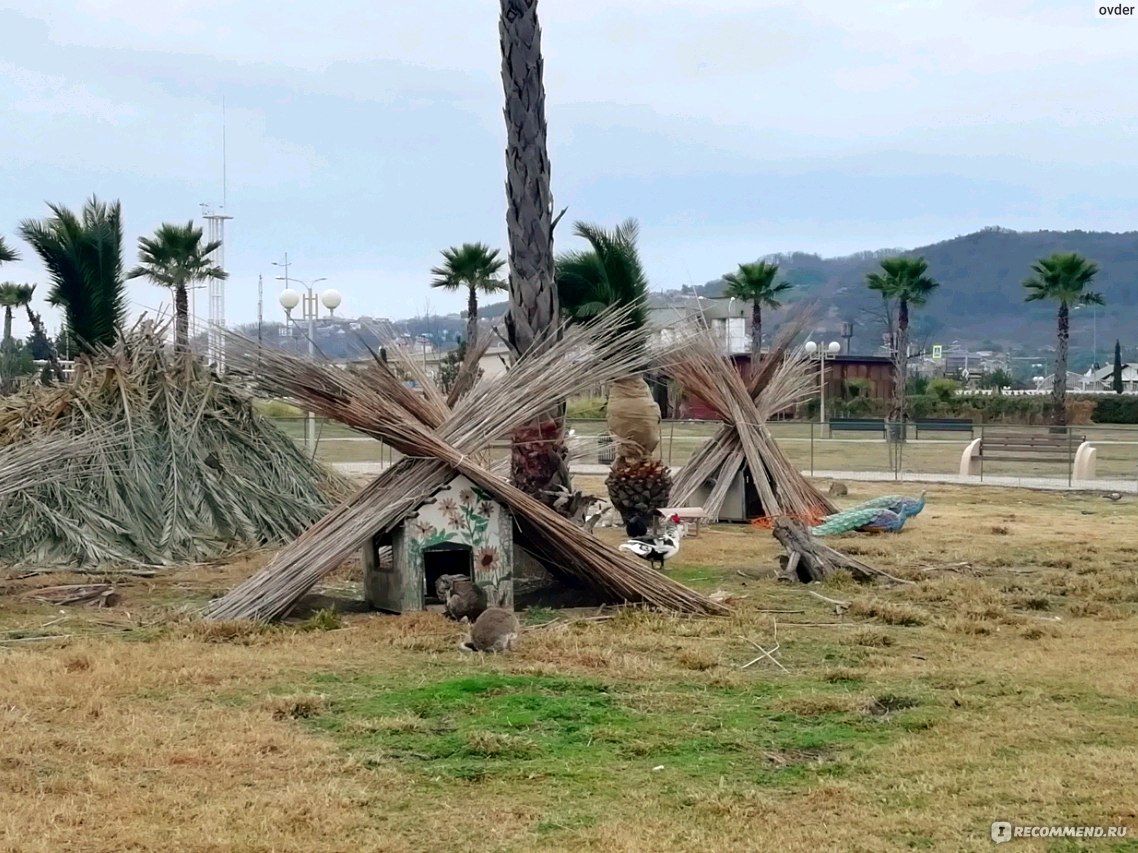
[772,518,909,585]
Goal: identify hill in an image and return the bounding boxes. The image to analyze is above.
[698,227,1138,350]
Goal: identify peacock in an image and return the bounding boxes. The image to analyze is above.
[824,490,927,522]
[810,506,906,537]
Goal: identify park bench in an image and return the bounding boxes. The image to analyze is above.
[829,417,886,434]
[659,506,708,537]
[914,418,974,438]
[959,431,1096,480]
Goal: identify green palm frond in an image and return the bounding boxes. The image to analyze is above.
[19,196,128,355]
[127,220,226,289]
[429,243,506,295]
[865,256,939,306]
[0,283,35,309]
[1023,252,1101,306]
[722,261,792,308]
[0,236,18,265]
[555,218,649,336]
[0,283,23,308]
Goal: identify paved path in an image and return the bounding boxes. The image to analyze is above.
[333,462,1135,493]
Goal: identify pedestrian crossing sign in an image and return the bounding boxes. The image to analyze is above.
[932,345,943,360]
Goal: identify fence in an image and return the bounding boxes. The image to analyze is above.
[268,416,1138,492]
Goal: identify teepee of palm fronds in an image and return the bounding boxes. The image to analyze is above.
[667,314,837,523]
[0,323,349,567]
[206,311,728,622]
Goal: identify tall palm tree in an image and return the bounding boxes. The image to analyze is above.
[429,243,506,348]
[866,256,940,430]
[722,261,793,366]
[0,282,25,390]
[499,0,570,508]
[128,221,225,354]
[20,289,64,383]
[558,219,668,528]
[1023,252,1104,426]
[0,283,35,354]
[19,196,128,357]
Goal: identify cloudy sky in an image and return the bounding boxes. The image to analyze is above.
[0,0,1134,335]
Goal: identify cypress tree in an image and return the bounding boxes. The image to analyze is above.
[1112,340,1124,394]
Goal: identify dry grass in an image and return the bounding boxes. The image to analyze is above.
[1,481,1137,851]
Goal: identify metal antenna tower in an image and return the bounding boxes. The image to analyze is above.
[200,99,231,371]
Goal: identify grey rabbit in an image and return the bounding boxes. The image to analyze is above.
[459,607,519,653]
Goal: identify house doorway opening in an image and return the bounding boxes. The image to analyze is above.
[423,542,474,604]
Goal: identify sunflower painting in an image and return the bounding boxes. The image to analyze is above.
[403,476,512,605]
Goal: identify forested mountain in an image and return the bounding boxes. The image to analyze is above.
[698,227,1138,347]
[204,227,1134,363]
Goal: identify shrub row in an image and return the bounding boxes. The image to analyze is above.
[798,394,1130,425]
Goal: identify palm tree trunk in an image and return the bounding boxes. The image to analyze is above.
[466,285,479,349]
[25,305,65,382]
[0,306,11,391]
[1053,302,1069,426]
[174,284,189,354]
[605,373,668,527]
[889,300,909,440]
[500,0,571,509]
[751,301,762,372]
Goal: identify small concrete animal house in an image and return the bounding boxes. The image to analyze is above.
[362,473,519,613]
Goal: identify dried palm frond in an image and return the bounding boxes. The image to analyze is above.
[0,325,348,567]
[667,312,836,522]
[0,430,122,499]
[208,310,728,621]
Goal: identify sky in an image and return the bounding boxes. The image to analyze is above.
[1,0,1136,338]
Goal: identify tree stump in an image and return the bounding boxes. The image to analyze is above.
[772,518,891,584]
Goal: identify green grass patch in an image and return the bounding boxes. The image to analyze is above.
[664,566,723,589]
[295,672,925,793]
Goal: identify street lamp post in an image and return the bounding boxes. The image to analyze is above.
[726,297,736,354]
[276,274,342,453]
[804,340,842,435]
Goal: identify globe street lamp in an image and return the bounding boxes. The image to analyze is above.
[805,340,842,433]
[276,275,341,453]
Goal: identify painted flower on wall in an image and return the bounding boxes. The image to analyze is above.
[459,488,476,507]
[478,500,495,517]
[437,496,461,525]
[474,545,500,573]
[413,520,438,538]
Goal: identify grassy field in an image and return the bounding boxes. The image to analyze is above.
[1,479,1136,851]
[273,416,1138,481]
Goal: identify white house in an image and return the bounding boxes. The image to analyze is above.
[1092,363,1138,393]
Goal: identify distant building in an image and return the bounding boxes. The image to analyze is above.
[1092,362,1138,393]
[679,354,895,420]
[1033,371,1102,392]
[419,343,512,382]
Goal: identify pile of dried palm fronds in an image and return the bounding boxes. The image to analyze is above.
[0,430,122,500]
[667,315,837,522]
[0,325,348,567]
[207,311,729,621]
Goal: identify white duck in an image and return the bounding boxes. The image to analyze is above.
[619,513,685,570]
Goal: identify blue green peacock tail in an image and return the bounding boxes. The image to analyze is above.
[825,490,927,521]
[810,506,906,536]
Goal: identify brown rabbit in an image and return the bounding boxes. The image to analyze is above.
[828,481,849,497]
[435,574,488,623]
[459,607,519,653]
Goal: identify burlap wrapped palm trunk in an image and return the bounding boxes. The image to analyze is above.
[604,376,672,526]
